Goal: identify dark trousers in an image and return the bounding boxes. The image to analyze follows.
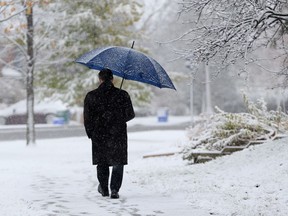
[97,164,124,192]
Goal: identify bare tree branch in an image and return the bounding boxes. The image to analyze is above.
[177,0,288,71]
[0,7,26,22]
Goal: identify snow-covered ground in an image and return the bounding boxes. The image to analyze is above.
[1,121,288,215]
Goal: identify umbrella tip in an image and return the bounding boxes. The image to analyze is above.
[131,41,135,49]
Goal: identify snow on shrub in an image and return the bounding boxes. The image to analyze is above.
[183,95,288,160]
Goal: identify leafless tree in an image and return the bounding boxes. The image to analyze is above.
[177,0,288,78]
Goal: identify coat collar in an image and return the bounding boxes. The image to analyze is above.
[98,81,114,91]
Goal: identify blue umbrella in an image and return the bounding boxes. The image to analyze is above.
[75,44,176,90]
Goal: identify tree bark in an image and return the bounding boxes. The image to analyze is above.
[25,1,35,145]
[205,63,213,114]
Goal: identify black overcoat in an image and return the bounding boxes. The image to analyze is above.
[83,81,135,166]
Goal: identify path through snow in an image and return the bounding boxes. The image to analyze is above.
[1,130,288,215]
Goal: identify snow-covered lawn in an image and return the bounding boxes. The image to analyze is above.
[0,129,288,216]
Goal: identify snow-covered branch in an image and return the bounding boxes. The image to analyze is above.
[177,0,288,76]
[183,94,288,160]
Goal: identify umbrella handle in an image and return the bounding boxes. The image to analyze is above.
[120,41,134,89]
[120,77,124,89]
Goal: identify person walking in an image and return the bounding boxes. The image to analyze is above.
[83,68,135,199]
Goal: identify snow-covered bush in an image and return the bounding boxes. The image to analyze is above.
[183,95,288,160]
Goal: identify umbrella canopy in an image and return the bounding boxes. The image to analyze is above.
[75,46,176,90]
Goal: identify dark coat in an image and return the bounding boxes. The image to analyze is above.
[83,81,135,166]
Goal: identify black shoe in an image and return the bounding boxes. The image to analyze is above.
[98,185,109,197]
[110,190,119,199]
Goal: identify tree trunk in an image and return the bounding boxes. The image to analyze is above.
[205,62,213,114]
[25,2,35,145]
[189,75,194,127]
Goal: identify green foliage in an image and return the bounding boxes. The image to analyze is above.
[35,0,152,106]
[121,80,152,108]
[1,1,153,107]
[59,0,142,58]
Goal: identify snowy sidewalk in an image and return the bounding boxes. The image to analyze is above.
[1,130,288,215]
[0,130,206,216]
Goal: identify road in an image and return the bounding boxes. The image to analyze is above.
[0,122,190,141]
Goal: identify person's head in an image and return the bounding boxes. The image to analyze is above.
[98,68,113,83]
